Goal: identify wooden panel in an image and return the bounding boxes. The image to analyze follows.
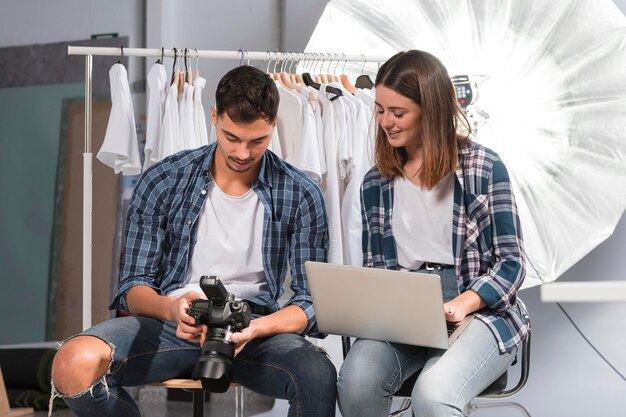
[49,99,119,339]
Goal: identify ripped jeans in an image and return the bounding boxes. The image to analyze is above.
[50,316,337,417]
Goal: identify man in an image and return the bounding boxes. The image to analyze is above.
[50,65,336,417]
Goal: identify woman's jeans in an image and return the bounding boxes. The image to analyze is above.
[337,267,517,417]
[50,316,337,417]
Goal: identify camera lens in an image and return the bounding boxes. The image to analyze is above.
[192,327,236,393]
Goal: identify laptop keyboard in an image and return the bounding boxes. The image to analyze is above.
[447,322,460,336]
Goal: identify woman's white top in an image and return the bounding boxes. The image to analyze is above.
[169,182,267,300]
[144,63,167,170]
[97,63,141,175]
[393,174,455,269]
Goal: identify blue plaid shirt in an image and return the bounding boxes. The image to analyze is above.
[110,143,329,335]
[361,141,529,353]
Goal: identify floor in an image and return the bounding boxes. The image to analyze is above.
[39,396,533,417]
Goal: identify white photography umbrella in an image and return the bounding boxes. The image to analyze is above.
[306,0,626,287]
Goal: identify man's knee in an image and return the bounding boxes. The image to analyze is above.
[52,336,112,395]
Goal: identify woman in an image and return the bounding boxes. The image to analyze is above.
[337,50,529,417]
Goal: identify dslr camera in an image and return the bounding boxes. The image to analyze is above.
[189,276,251,392]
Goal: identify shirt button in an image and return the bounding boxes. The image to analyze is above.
[201,189,206,195]
[188,220,192,225]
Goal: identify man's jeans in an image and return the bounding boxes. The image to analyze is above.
[51,316,337,417]
[337,267,517,417]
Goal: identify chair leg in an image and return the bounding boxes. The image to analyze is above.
[191,390,205,417]
[464,401,531,417]
[390,398,412,417]
[235,385,244,417]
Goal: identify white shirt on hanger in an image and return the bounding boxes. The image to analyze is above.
[159,82,181,160]
[317,85,344,265]
[302,87,327,179]
[193,76,209,148]
[339,90,374,266]
[276,81,303,165]
[97,63,141,175]
[295,90,323,184]
[144,63,167,171]
[269,125,283,158]
[179,82,197,150]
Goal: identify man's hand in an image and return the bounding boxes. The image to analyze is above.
[170,291,208,345]
[229,320,258,356]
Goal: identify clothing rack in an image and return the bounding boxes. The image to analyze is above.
[67,45,389,330]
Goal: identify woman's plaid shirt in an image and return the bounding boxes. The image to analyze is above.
[360,141,529,353]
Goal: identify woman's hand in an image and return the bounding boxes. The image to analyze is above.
[443,290,486,322]
[443,300,467,322]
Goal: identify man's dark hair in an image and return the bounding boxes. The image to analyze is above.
[215,65,279,123]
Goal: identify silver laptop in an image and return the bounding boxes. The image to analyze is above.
[305,261,473,349]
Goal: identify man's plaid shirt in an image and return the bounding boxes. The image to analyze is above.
[110,143,329,335]
[361,141,529,353]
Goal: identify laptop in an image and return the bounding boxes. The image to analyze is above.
[305,261,473,349]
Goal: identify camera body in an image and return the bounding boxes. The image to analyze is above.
[189,276,251,392]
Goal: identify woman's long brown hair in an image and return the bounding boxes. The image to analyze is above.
[374,50,470,189]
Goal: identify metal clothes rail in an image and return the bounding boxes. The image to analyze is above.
[67,45,389,330]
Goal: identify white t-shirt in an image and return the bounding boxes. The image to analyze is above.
[393,174,455,269]
[318,86,344,264]
[193,76,209,148]
[158,83,181,160]
[168,182,267,300]
[276,82,303,165]
[340,93,374,266]
[97,63,141,175]
[144,63,167,171]
[179,82,197,150]
[295,90,323,184]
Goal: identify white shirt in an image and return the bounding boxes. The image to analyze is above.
[276,82,303,165]
[169,182,267,300]
[295,90,323,184]
[318,85,344,264]
[179,82,197,150]
[193,76,209,148]
[303,87,327,178]
[144,63,167,171]
[97,63,141,175]
[339,91,374,266]
[393,174,455,269]
[159,82,181,160]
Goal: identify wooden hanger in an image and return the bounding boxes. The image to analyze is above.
[340,74,357,95]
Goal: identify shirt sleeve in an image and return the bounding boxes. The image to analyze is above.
[109,165,170,312]
[284,181,329,334]
[466,159,526,313]
[360,182,374,268]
